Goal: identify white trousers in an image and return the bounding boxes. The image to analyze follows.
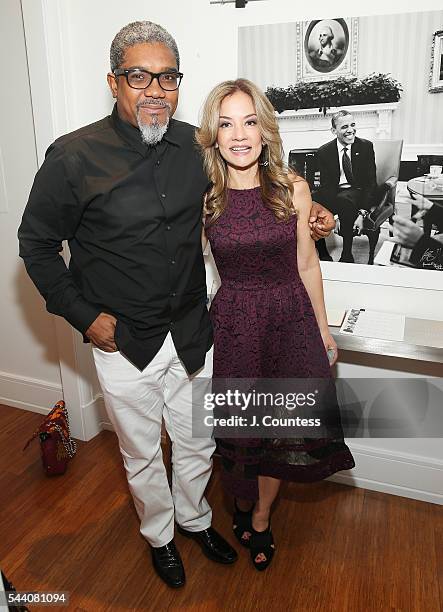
[92,332,215,547]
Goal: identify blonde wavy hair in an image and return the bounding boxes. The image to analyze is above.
[195,78,296,224]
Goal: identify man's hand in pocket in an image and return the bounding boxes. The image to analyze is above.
[86,313,118,352]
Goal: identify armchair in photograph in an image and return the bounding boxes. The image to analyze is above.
[358,139,403,264]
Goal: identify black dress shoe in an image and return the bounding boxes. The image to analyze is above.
[177,526,238,564]
[151,540,185,588]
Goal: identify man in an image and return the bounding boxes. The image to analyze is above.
[314,110,378,263]
[18,21,334,588]
[310,24,343,70]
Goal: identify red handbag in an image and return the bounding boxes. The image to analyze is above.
[24,400,77,475]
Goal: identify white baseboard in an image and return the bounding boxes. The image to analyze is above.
[0,370,62,415]
[327,442,443,505]
[0,373,111,441]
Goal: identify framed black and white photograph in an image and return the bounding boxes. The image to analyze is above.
[238,9,443,289]
[429,29,443,93]
[297,17,358,82]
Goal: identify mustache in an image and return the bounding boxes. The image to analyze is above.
[136,99,172,110]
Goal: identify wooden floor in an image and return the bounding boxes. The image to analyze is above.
[1,404,442,612]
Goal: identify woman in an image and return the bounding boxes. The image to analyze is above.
[196,79,355,571]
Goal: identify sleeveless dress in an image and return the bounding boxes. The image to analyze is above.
[206,187,355,501]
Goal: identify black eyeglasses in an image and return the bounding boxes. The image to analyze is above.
[113,68,183,91]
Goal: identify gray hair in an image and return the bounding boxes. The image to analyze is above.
[319,25,334,41]
[110,21,180,72]
[331,109,352,129]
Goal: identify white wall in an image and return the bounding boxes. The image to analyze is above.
[0,0,62,414]
[359,10,443,145]
[14,0,443,503]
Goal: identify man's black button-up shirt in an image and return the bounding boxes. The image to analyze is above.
[18,105,213,373]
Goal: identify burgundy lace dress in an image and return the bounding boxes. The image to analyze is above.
[206,187,355,501]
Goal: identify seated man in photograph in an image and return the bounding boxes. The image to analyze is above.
[313,110,379,263]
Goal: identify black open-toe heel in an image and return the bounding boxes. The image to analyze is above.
[249,522,275,571]
[232,500,253,548]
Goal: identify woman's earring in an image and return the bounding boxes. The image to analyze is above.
[215,143,219,149]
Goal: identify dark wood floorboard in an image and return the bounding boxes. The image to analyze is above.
[0,404,441,611]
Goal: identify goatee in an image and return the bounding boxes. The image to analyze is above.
[138,116,170,146]
[136,101,171,146]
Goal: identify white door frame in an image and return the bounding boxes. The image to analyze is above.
[21,0,104,440]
